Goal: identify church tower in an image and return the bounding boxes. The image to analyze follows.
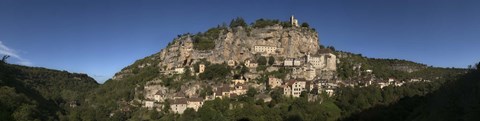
[290,15,299,27]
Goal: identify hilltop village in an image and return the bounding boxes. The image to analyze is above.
[110,16,435,114]
[1,16,469,121]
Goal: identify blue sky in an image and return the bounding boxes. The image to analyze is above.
[1,0,479,83]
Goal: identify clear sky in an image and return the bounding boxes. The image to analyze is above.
[1,0,479,83]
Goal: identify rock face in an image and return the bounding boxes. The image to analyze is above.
[113,25,322,80]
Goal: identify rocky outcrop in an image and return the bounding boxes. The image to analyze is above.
[113,25,321,80]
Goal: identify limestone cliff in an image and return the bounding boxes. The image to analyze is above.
[113,24,321,80]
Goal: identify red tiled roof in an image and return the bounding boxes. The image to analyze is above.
[285,80,296,86]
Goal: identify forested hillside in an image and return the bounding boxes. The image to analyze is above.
[0,60,99,121]
[342,62,480,121]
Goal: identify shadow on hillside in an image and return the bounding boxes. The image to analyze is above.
[342,67,480,121]
[341,95,426,121]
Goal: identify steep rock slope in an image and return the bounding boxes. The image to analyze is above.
[113,25,319,81]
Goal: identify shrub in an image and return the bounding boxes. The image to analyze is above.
[199,64,231,81]
[257,56,267,65]
[230,17,248,28]
[268,56,275,65]
[301,22,310,28]
[252,19,280,28]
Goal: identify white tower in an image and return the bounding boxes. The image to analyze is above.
[290,15,299,27]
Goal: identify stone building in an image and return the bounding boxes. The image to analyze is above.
[283,80,305,97]
[186,98,204,111]
[284,58,302,67]
[304,66,316,80]
[199,64,205,73]
[170,98,187,114]
[175,67,185,74]
[213,85,231,99]
[254,45,277,55]
[232,84,248,95]
[244,59,258,68]
[318,53,337,71]
[268,77,283,88]
[305,52,337,71]
[232,78,246,85]
[144,100,155,109]
[227,60,236,67]
[290,15,299,27]
[283,79,313,97]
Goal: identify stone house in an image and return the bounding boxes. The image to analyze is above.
[213,85,231,99]
[283,79,313,97]
[283,85,292,97]
[303,64,316,80]
[170,98,187,114]
[305,54,322,69]
[254,45,277,55]
[305,52,337,71]
[244,59,258,68]
[199,64,205,73]
[173,93,186,99]
[232,78,246,85]
[232,84,248,95]
[319,52,337,71]
[186,97,204,111]
[175,67,185,74]
[325,89,335,97]
[268,77,283,89]
[144,100,155,109]
[227,60,236,67]
[284,58,302,67]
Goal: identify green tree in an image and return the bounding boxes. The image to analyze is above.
[476,62,480,70]
[258,56,267,66]
[301,22,310,28]
[179,108,197,121]
[198,107,226,121]
[252,19,280,28]
[229,17,247,28]
[268,56,275,65]
[1,55,10,63]
[13,104,39,121]
[199,64,231,81]
[281,21,293,28]
[193,36,215,50]
[247,87,257,97]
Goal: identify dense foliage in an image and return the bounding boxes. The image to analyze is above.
[193,27,225,50]
[335,81,444,119]
[301,22,310,28]
[145,93,341,121]
[229,17,248,28]
[252,19,280,28]
[199,63,231,81]
[0,61,99,121]
[268,56,275,65]
[257,56,267,66]
[343,62,480,121]
[336,52,465,81]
